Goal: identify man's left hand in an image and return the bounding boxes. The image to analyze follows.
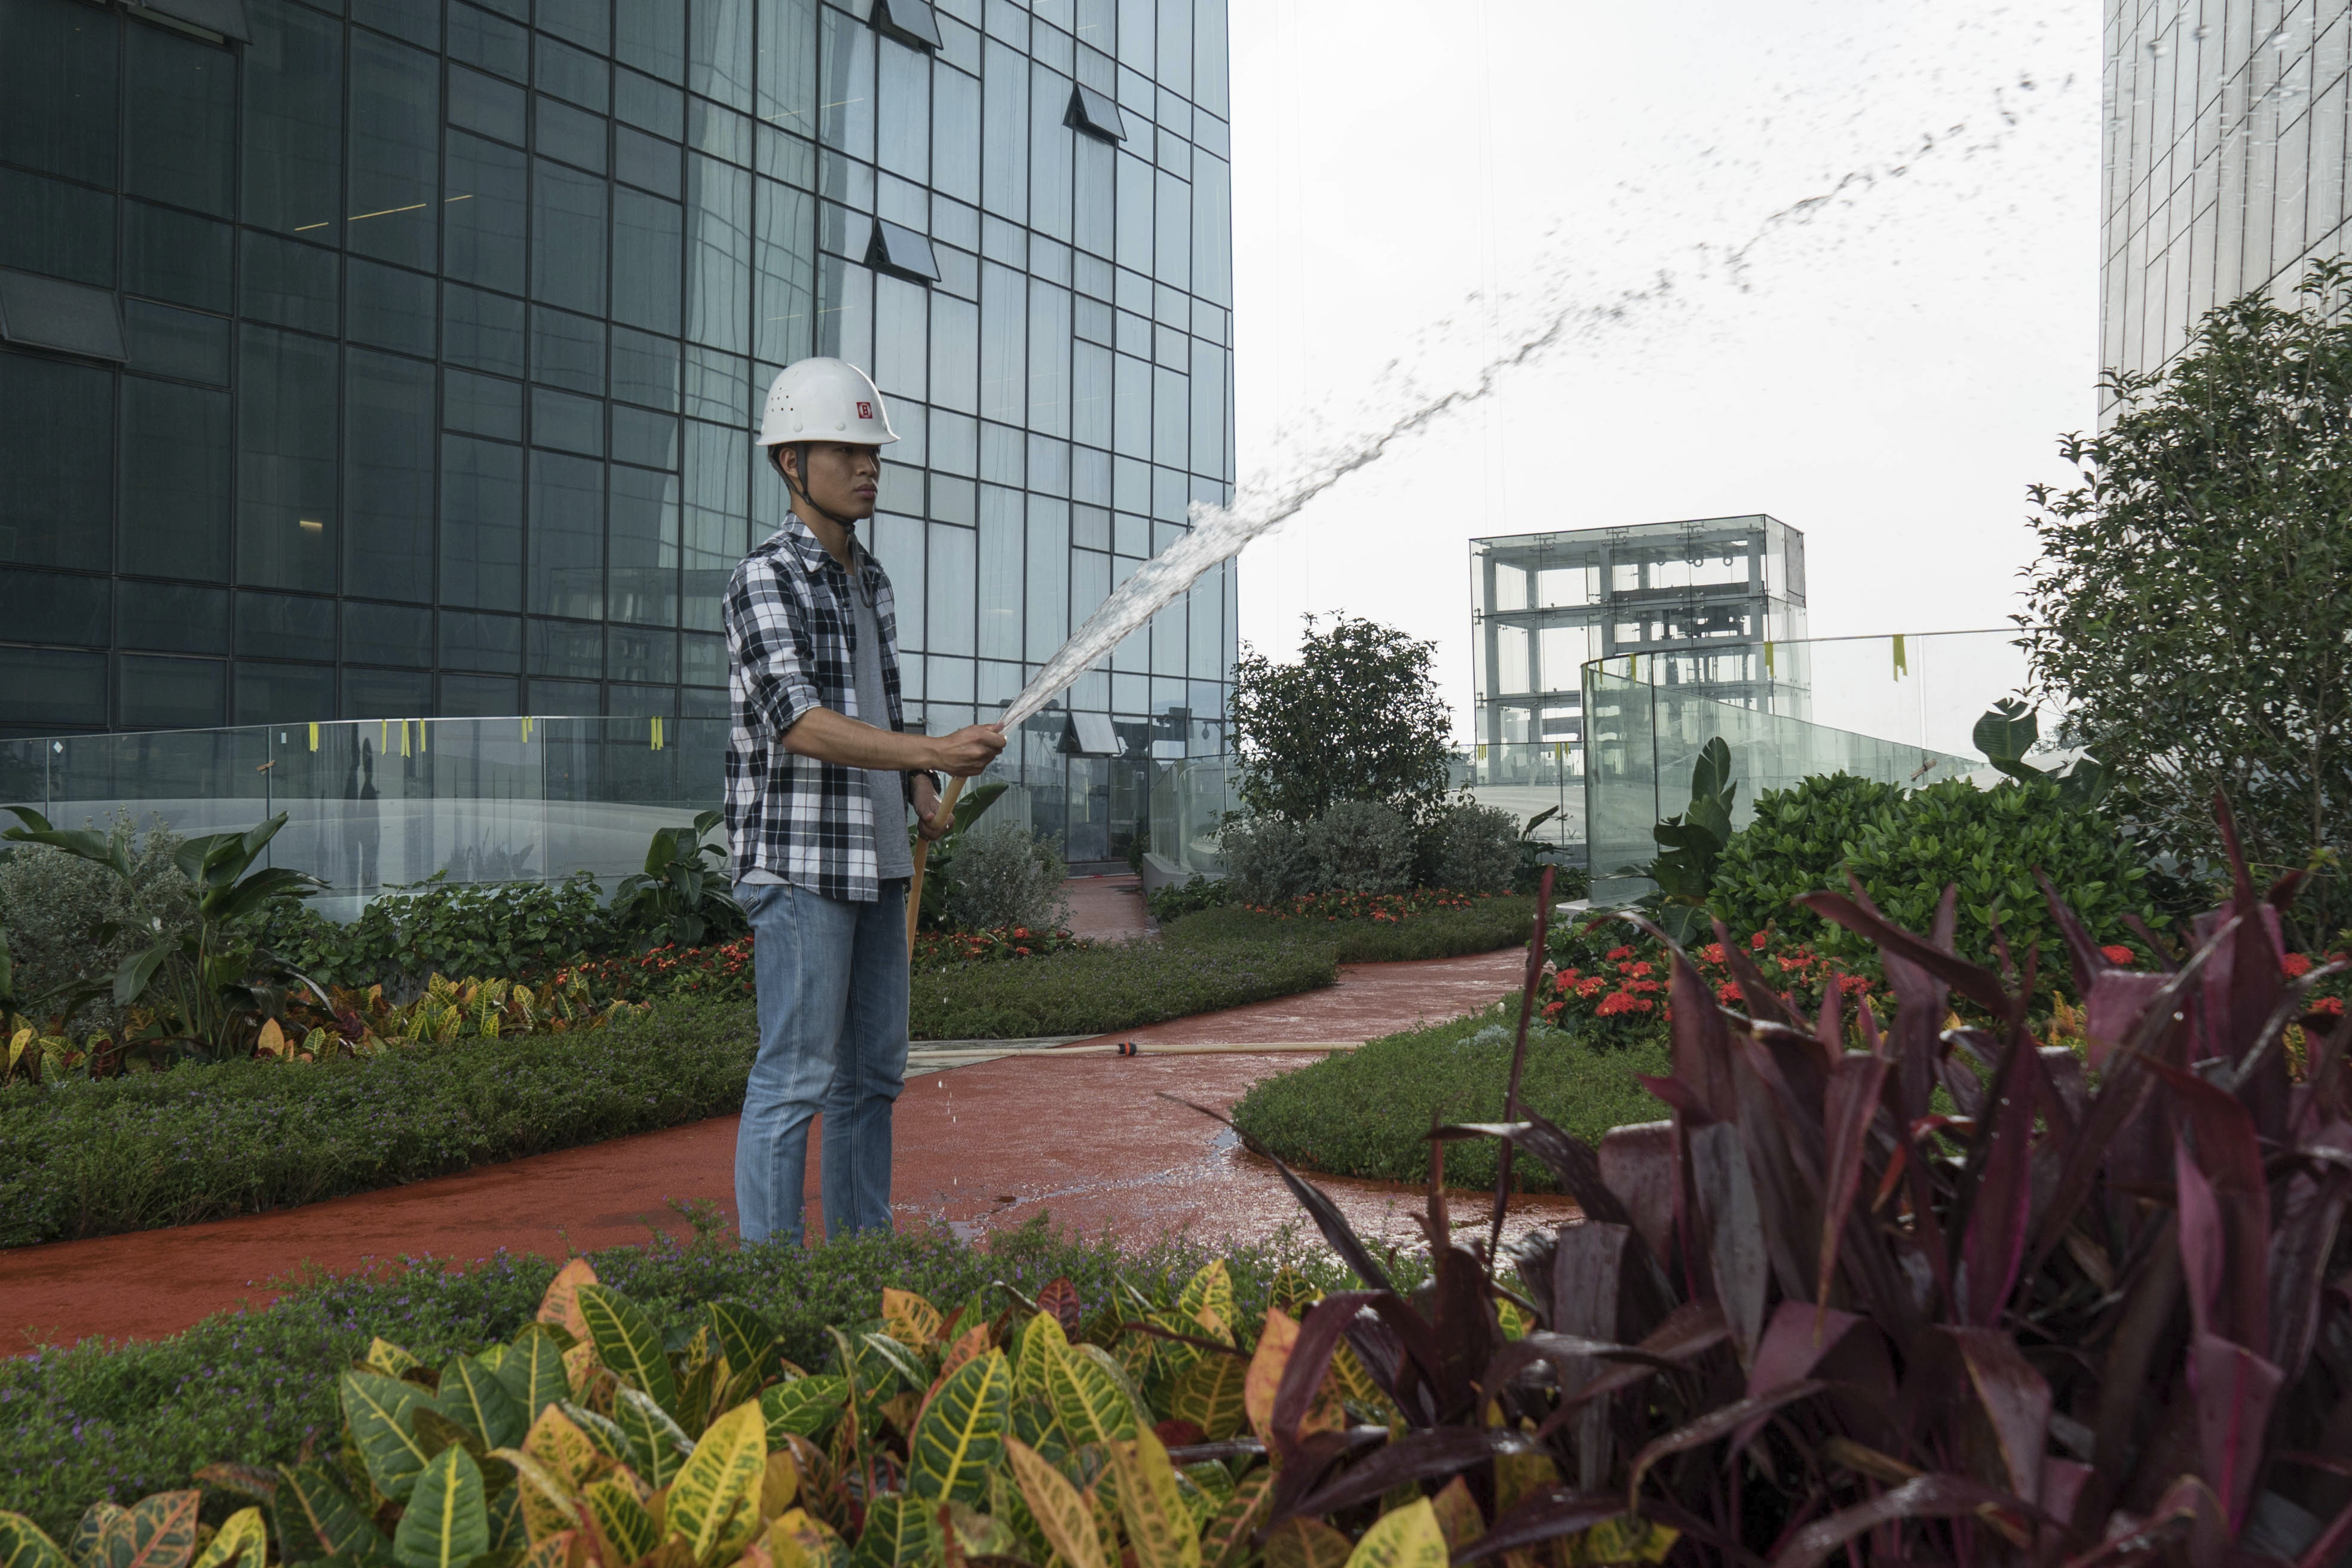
[913,774,950,841]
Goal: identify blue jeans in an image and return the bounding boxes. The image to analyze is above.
[734,878,910,1245]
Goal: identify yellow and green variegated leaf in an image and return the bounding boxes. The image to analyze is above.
[559,1403,635,1466]
[986,1465,1049,1567]
[366,1338,424,1379]
[1341,1502,1444,1568]
[906,1349,1010,1507]
[1008,1394,1067,1466]
[1266,1268,1321,1322]
[1046,1345,1137,1448]
[1109,1429,1199,1568]
[583,1480,660,1567]
[1146,1313,1206,1381]
[498,1325,573,1420]
[277,1463,392,1561]
[880,1290,944,1353]
[761,1450,801,1523]
[1261,1520,1352,1568]
[764,1511,849,1568]
[0,1515,68,1568]
[475,1345,509,1374]
[1493,1300,1530,1342]
[489,1447,578,1546]
[1079,1344,1154,1429]
[90,1490,199,1568]
[706,1301,781,1386]
[759,1376,849,1443]
[562,1344,601,1402]
[188,1509,265,1568]
[1174,1262,1236,1346]
[1003,1441,1102,1568]
[612,1389,695,1490]
[71,1502,125,1568]
[392,1448,489,1568]
[666,1399,767,1561]
[439,1353,528,1451]
[1172,1470,1215,1531]
[1556,1515,1677,1566]
[1167,1357,1248,1443]
[858,1333,927,1395]
[412,1407,485,1465]
[341,1370,436,1502]
[1491,1451,1556,1515]
[845,1496,937,1568]
[1200,1470,1273,1568]
[575,1285,679,1414]
[519,1530,576,1568]
[1183,1464,1234,1509]
[942,1503,1018,1561]
[518,1404,603,1489]
[1425,1479,1481,1560]
[1013,1312,1068,1407]
[485,1484,525,1554]
[1326,1346,1386,1414]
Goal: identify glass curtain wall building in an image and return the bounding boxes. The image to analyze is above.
[2102,0,2352,412]
[0,0,1237,865]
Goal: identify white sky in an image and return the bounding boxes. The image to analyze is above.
[1221,0,2105,741]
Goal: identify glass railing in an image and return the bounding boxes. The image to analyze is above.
[1456,744,1585,850]
[1,715,727,922]
[1581,630,2036,904]
[1148,754,1236,880]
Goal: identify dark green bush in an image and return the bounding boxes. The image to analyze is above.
[0,999,756,1246]
[1229,1004,1669,1189]
[911,931,1337,1039]
[1142,874,1236,924]
[1708,771,1906,942]
[252,871,618,989]
[1411,795,1520,893]
[1166,895,1535,963]
[0,1222,1364,1542]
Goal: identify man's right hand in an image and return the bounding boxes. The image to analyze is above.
[932,723,1007,777]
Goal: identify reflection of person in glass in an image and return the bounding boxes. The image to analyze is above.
[344,737,381,892]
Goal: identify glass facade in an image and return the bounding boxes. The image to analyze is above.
[0,0,1236,865]
[2102,0,2352,411]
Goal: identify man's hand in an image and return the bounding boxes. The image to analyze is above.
[930,723,1006,778]
[912,773,950,841]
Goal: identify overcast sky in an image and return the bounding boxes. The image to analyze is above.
[1220,0,2105,739]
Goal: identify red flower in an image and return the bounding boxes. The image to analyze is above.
[1594,992,1642,1017]
[2281,952,2314,978]
[1701,943,1727,965]
[2100,944,2136,966]
[1715,981,1742,1004]
[1606,945,1635,961]
[1628,961,1654,978]
[1750,930,1769,950]
[2312,996,2345,1016]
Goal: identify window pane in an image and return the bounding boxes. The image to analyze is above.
[682,419,746,630]
[237,590,335,661]
[1189,336,1223,476]
[348,32,440,269]
[933,63,979,203]
[754,177,815,362]
[927,522,975,656]
[818,8,874,160]
[0,648,106,728]
[693,0,754,111]
[929,290,978,415]
[531,386,604,455]
[529,617,603,676]
[877,37,929,181]
[121,376,228,580]
[981,39,1027,218]
[1152,363,1186,468]
[612,403,680,467]
[612,186,684,333]
[124,301,231,385]
[235,663,335,724]
[440,434,524,608]
[814,255,872,366]
[1112,351,1148,457]
[444,130,529,294]
[125,24,234,218]
[977,486,1022,660]
[238,230,338,333]
[755,0,816,134]
[120,655,225,730]
[615,123,683,196]
[352,0,439,48]
[0,566,105,648]
[536,95,608,172]
[440,609,523,671]
[682,629,724,685]
[347,259,437,357]
[0,168,113,286]
[2,0,116,185]
[345,349,435,601]
[1029,63,1073,241]
[1194,0,1227,117]
[445,367,523,439]
[979,261,1025,422]
[1116,149,1152,274]
[610,464,680,626]
[617,0,684,83]
[449,1,528,81]
[1073,133,1113,258]
[532,158,608,314]
[687,154,754,351]
[872,274,929,402]
[119,581,228,655]
[123,201,232,313]
[449,62,525,143]
[1027,277,1070,436]
[1191,152,1230,305]
[612,326,681,409]
[442,672,520,715]
[0,354,108,571]
[1157,0,1192,97]
[444,280,528,373]
[608,626,676,682]
[535,33,609,111]
[538,0,608,56]
[1072,339,1110,447]
[238,327,339,591]
[531,305,605,392]
[871,512,924,650]
[530,449,605,618]
[344,666,434,716]
[344,600,433,666]
[243,0,343,241]
[1025,495,1067,662]
[1154,169,1189,290]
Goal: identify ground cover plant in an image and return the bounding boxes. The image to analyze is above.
[1227,1002,1670,1189]
[0,1000,757,1247]
[0,1221,1355,1545]
[1168,893,1536,966]
[909,926,1340,1040]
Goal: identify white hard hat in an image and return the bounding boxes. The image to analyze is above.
[757,358,899,447]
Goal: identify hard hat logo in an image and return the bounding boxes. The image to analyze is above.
[757,358,899,449]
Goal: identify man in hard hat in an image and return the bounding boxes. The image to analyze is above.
[725,357,1006,1246]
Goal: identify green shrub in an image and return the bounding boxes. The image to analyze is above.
[1142,874,1235,924]
[1229,1005,1670,1189]
[0,813,195,1034]
[1166,894,1535,963]
[911,931,1336,1039]
[252,871,617,990]
[941,823,1068,934]
[1413,795,1520,893]
[0,999,756,1246]
[0,1222,1361,1543]
[1708,771,1905,942]
[1302,798,1416,893]
[1217,814,1313,904]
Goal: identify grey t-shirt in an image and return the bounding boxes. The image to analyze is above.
[852,581,915,880]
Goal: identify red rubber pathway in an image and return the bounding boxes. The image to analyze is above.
[1,945,1579,1350]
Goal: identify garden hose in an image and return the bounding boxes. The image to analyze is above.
[905,774,967,956]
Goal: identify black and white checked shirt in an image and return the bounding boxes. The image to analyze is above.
[722,512,914,902]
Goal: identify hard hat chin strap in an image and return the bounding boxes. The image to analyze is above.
[784,441,859,535]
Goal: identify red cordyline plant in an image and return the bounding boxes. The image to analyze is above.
[1200,796,2352,1567]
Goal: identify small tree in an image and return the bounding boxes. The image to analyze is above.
[2023,261,2352,935]
[1229,614,1452,823]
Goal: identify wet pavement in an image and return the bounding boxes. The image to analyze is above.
[0,945,1576,1350]
[1060,874,1153,942]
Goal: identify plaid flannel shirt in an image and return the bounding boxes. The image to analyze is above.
[723,512,914,902]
